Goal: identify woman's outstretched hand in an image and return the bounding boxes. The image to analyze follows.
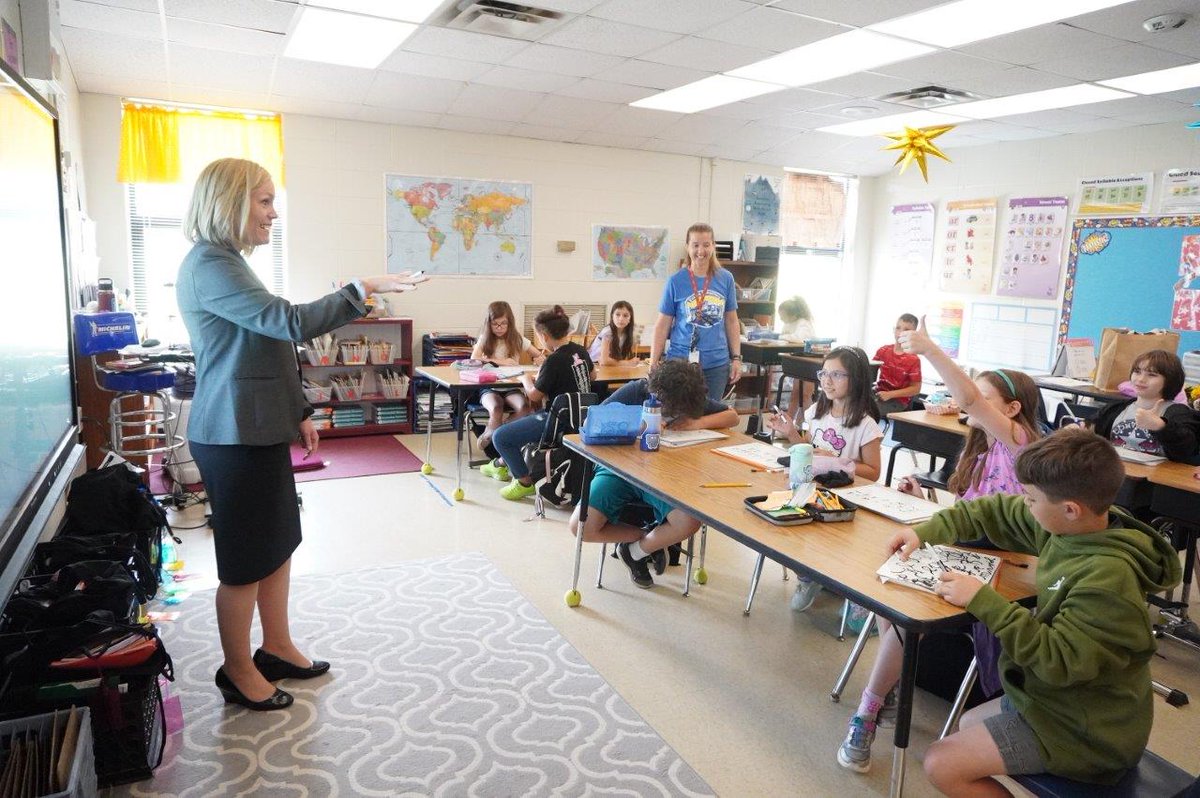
[361,272,429,295]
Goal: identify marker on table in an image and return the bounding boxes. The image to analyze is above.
[700,482,752,488]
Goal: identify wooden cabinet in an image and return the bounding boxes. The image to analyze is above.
[722,259,778,327]
[298,317,414,437]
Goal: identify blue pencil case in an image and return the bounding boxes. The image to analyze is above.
[580,404,641,445]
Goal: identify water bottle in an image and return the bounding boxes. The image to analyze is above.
[788,443,814,490]
[160,537,177,583]
[639,393,662,451]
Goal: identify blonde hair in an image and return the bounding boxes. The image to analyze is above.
[685,222,723,274]
[184,158,272,254]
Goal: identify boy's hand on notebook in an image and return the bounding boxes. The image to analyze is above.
[887,528,920,560]
[934,571,985,607]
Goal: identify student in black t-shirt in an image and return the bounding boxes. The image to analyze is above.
[488,305,594,500]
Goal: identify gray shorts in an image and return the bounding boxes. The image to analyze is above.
[982,696,1047,775]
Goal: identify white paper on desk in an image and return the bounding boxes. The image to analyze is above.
[1116,448,1167,464]
[1038,375,1092,389]
[831,485,942,524]
[877,544,1002,594]
[660,429,728,448]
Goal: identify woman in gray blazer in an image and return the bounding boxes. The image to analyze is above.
[177,158,425,711]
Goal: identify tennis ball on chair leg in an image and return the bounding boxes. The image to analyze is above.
[565,590,582,607]
[421,462,433,475]
[453,488,465,501]
[694,567,708,585]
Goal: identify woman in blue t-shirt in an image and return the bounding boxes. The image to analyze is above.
[649,222,742,400]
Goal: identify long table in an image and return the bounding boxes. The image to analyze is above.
[562,433,1037,797]
[415,363,649,500]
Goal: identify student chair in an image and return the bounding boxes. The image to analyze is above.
[592,505,709,598]
[528,392,598,519]
[1010,750,1194,798]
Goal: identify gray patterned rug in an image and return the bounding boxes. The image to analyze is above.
[114,553,714,797]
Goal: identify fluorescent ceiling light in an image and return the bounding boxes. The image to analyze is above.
[284,7,416,68]
[1099,62,1200,95]
[952,83,1132,119]
[727,29,934,87]
[818,110,967,137]
[307,0,444,24]
[631,75,784,114]
[869,0,1135,48]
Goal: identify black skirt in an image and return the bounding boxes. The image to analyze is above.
[190,441,301,585]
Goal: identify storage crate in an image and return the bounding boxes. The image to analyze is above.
[303,384,332,403]
[90,673,164,787]
[0,707,96,797]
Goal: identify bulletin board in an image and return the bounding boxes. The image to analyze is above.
[1059,215,1200,354]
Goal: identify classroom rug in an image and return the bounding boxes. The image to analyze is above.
[114,553,714,798]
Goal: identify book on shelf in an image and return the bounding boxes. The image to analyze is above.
[876,543,1002,595]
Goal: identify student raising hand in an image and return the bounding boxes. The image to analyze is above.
[896,314,936,356]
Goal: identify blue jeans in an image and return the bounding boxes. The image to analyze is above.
[491,411,547,481]
[703,363,729,402]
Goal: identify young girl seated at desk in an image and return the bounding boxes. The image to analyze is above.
[589,301,641,366]
[471,300,544,448]
[486,306,593,501]
[834,316,1044,774]
[766,346,882,610]
[1091,349,1200,462]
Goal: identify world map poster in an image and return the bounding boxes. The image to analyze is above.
[591,224,670,280]
[385,174,532,277]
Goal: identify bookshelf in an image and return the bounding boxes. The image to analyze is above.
[722,257,781,420]
[417,332,477,432]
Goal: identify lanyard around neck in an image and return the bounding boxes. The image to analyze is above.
[687,268,711,311]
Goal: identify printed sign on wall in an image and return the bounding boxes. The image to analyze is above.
[996,196,1068,300]
[938,198,996,294]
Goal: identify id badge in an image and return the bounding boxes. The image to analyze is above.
[687,349,700,364]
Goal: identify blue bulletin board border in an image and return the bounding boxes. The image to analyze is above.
[1059,214,1200,347]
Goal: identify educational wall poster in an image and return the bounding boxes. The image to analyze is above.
[996,196,1068,299]
[888,203,936,280]
[742,174,781,235]
[928,300,963,358]
[1076,173,1152,215]
[1173,235,1200,331]
[967,302,1058,373]
[938,198,996,293]
[1161,169,1200,214]
[591,224,670,280]
[385,174,532,277]
[1,19,18,72]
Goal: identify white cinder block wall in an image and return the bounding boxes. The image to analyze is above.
[860,121,1200,364]
[81,92,843,346]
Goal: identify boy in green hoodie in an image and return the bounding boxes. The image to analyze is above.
[887,427,1181,796]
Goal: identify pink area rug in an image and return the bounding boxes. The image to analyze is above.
[149,435,422,494]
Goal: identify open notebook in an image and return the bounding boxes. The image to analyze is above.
[831,484,943,524]
[877,544,1002,595]
[1116,448,1167,465]
[660,429,728,448]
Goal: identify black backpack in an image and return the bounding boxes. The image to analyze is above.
[61,464,168,575]
[519,393,597,515]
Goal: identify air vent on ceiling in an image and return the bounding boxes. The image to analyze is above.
[443,0,566,41]
[878,85,980,109]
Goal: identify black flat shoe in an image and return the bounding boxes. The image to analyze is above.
[215,667,293,711]
[253,648,331,681]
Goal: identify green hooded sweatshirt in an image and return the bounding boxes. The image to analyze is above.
[915,493,1182,784]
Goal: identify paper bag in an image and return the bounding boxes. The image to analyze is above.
[1093,328,1180,390]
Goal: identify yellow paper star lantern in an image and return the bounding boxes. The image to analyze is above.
[881,124,955,182]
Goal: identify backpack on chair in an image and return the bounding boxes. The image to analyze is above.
[519,392,598,516]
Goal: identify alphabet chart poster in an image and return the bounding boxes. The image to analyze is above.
[996,196,1068,299]
[938,198,996,294]
[889,203,936,280]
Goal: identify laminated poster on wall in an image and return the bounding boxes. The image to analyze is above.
[888,203,936,281]
[995,196,1069,300]
[928,300,963,359]
[591,224,670,280]
[938,198,996,294]
[1075,173,1152,215]
[1161,169,1200,214]
[742,174,781,236]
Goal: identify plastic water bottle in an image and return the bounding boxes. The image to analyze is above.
[788,443,814,490]
[160,537,177,583]
[639,393,662,451]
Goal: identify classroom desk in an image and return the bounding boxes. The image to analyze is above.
[883,410,967,486]
[562,433,1037,797]
[1133,461,1200,645]
[414,363,650,500]
[740,340,810,416]
[1033,376,1127,404]
[780,352,882,411]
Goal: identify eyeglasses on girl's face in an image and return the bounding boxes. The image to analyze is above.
[816,369,849,382]
[491,319,509,329]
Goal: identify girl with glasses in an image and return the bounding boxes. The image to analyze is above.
[471,300,544,453]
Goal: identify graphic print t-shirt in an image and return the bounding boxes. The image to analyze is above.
[659,267,738,367]
[803,405,883,462]
[1110,401,1177,456]
[535,342,593,403]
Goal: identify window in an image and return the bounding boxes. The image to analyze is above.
[126,182,285,343]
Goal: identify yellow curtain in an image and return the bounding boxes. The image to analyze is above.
[118,102,284,186]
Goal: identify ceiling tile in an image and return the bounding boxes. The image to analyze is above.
[638,35,774,73]
[438,114,517,136]
[711,121,801,151]
[509,123,583,142]
[696,6,847,53]
[590,0,755,35]
[646,139,716,157]
[166,16,286,55]
[1106,102,1200,124]
[60,1,160,40]
[75,0,159,11]
[655,114,749,144]
[937,66,1075,98]
[574,130,651,149]
[970,124,1063,141]
[554,79,654,103]
[354,106,442,127]
[162,0,296,35]
[695,100,778,122]
[72,70,171,99]
[542,15,682,57]
[995,108,1104,131]
[446,84,546,123]
[1066,0,1200,44]
[363,72,464,113]
[163,84,272,109]
[167,43,274,93]
[712,144,768,162]
[504,44,627,78]
[1030,41,1192,82]
[273,60,375,104]
[522,95,620,129]
[806,97,918,120]
[740,86,848,110]
[1157,88,1200,105]
[474,66,581,93]
[598,59,710,90]
[60,26,167,78]
[956,22,1122,67]
[402,26,531,65]
[594,105,684,136]
[774,110,848,129]
[803,71,921,100]
[271,96,365,122]
[1090,94,1196,118]
[766,0,946,27]
[377,51,492,82]
[874,50,1013,85]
